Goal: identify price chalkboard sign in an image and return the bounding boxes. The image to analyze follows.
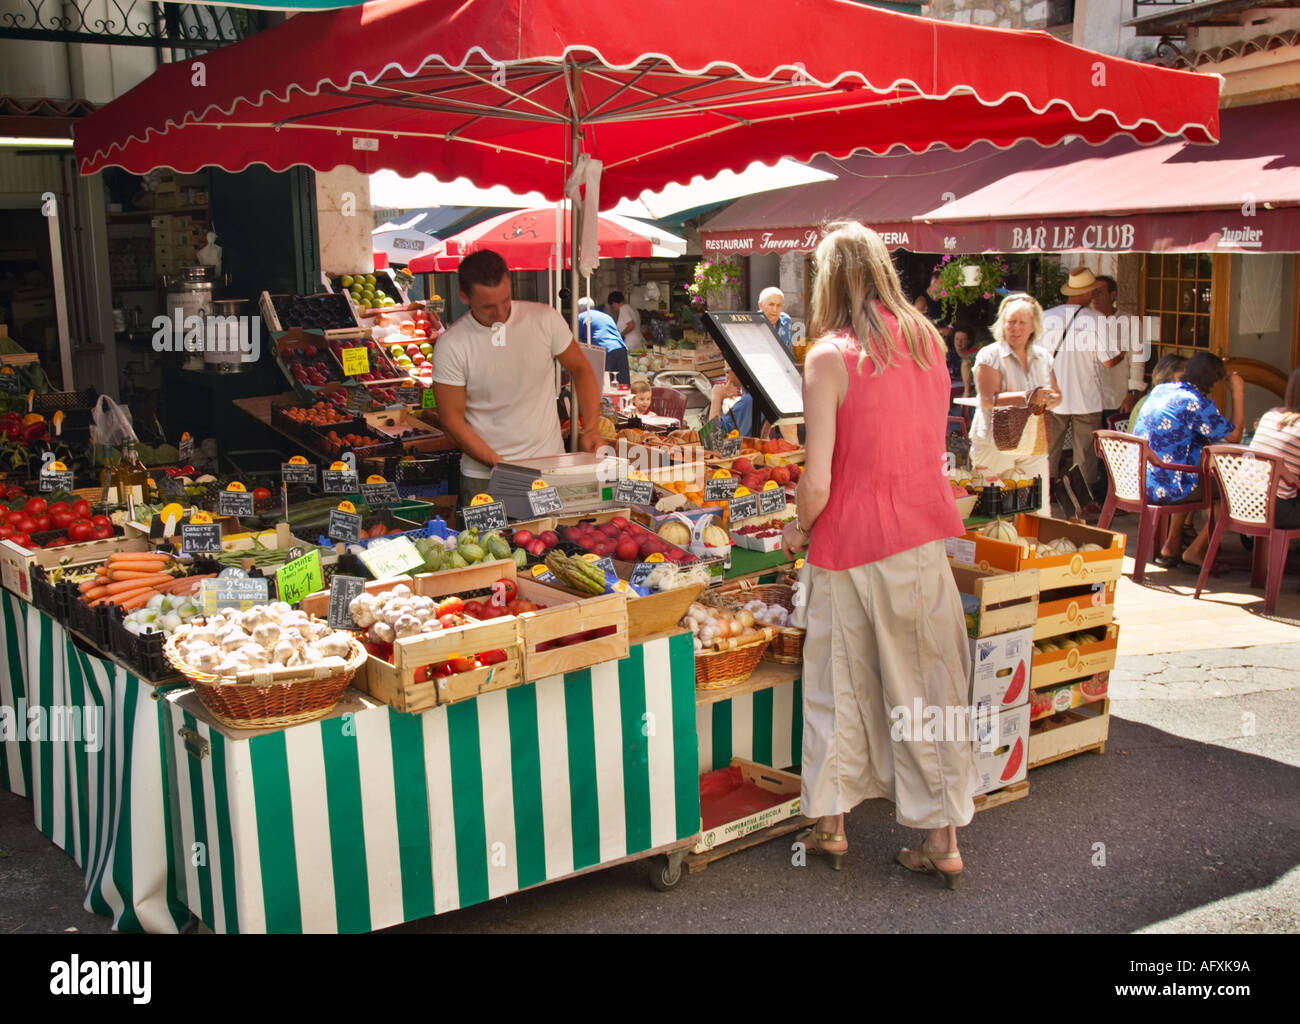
[629,562,659,588]
[346,388,368,414]
[757,487,788,517]
[327,508,363,544]
[704,476,738,502]
[40,470,75,493]
[322,470,358,494]
[717,434,743,458]
[0,373,22,395]
[178,434,195,463]
[460,500,507,533]
[180,522,223,554]
[361,481,401,508]
[396,384,420,407]
[281,462,317,486]
[728,492,758,522]
[327,575,367,630]
[217,490,255,518]
[614,478,654,505]
[527,486,563,517]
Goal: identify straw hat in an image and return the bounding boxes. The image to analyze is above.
[1061,267,1099,296]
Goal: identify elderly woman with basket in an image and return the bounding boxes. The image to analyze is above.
[969,294,1062,516]
[781,222,977,888]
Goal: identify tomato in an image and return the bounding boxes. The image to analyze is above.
[70,499,90,519]
[493,579,518,604]
[50,510,74,530]
[34,514,51,533]
[46,501,69,516]
[91,523,114,540]
[436,596,464,617]
[10,533,31,550]
[436,614,463,630]
[23,496,47,515]
[0,525,12,539]
[90,515,112,531]
[461,600,485,619]
[252,487,272,501]
[477,649,508,667]
[14,516,37,534]
[478,605,506,620]
[68,521,93,543]
[448,656,477,675]
[4,509,25,526]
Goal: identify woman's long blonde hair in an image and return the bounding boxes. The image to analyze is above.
[807,222,943,376]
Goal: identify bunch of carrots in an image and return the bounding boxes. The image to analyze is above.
[77,552,215,611]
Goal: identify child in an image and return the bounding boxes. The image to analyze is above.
[630,379,653,417]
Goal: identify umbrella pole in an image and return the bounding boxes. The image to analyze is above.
[567,120,582,453]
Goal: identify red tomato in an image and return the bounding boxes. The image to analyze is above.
[10,533,31,550]
[0,525,12,539]
[253,487,272,501]
[477,649,508,666]
[4,509,25,526]
[494,579,518,603]
[461,600,485,619]
[436,596,464,618]
[70,499,90,519]
[436,614,462,630]
[479,605,506,620]
[68,521,93,543]
[23,496,47,515]
[34,514,52,533]
[14,516,37,534]
[46,501,69,516]
[50,510,74,530]
[91,523,114,540]
[90,515,112,531]
[448,656,477,675]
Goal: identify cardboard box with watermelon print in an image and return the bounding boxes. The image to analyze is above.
[972,702,1030,796]
[968,625,1034,712]
[1029,672,1109,721]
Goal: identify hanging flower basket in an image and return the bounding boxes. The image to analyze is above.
[933,255,1008,322]
[686,257,744,310]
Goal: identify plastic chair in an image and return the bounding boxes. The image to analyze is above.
[1094,430,1212,584]
[1196,445,1300,615]
[649,387,687,422]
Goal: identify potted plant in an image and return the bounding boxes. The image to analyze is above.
[933,254,1007,322]
[686,256,744,311]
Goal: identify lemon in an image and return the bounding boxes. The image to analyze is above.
[341,275,354,288]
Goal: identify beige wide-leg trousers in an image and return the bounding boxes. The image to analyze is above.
[800,539,976,829]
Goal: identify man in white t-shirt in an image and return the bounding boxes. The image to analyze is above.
[1041,267,1124,510]
[608,291,645,354]
[432,250,602,500]
[1091,273,1147,494]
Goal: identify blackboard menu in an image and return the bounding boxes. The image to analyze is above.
[704,476,738,502]
[728,492,758,522]
[281,462,318,486]
[180,522,223,554]
[361,481,401,508]
[327,575,367,630]
[460,501,508,533]
[40,471,75,493]
[526,486,563,517]
[758,487,788,517]
[614,478,654,505]
[217,490,254,518]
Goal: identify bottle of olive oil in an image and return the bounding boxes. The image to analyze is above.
[101,442,149,515]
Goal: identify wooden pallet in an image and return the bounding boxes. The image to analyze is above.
[973,779,1029,813]
[686,814,812,874]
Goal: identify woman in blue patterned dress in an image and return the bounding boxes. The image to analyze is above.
[1132,352,1244,568]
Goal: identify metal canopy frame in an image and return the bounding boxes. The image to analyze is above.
[0,1,267,52]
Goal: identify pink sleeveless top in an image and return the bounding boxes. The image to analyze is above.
[807,311,965,570]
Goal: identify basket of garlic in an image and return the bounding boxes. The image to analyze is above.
[682,601,776,690]
[163,602,367,730]
[709,581,804,665]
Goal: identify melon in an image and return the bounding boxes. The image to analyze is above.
[1078,542,1104,552]
[657,521,692,548]
[981,519,1020,543]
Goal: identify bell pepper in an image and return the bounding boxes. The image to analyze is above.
[21,413,44,427]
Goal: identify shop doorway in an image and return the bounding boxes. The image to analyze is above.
[0,206,63,388]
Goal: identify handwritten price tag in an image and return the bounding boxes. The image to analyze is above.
[340,346,370,377]
[328,575,367,629]
[274,550,324,607]
[322,469,359,494]
[704,476,738,502]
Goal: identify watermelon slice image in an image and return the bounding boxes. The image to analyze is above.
[1000,737,1025,782]
[1002,660,1026,705]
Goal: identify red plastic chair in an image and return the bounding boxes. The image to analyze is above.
[649,387,686,422]
[1196,445,1300,615]
[1094,430,1212,584]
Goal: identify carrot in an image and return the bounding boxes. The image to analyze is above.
[104,561,173,575]
[79,579,101,594]
[154,574,214,594]
[108,551,170,563]
[106,569,176,583]
[118,591,156,611]
[105,576,170,595]
[82,585,109,601]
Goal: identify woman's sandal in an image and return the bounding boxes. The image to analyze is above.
[797,828,847,871]
[896,845,963,890]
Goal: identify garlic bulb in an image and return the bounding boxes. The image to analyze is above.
[238,643,269,669]
[371,621,395,645]
[393,614,423,639]
[313,632,353,659]
[252,621,281,648]
[349,593,381,627]
[220,627,249,652]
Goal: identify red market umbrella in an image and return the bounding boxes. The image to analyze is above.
[74,0,1219,205]
[408,207,651,272]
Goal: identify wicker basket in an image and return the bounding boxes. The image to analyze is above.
[163,625,366,730]
[695,628,775,690]
[708,581,805,665]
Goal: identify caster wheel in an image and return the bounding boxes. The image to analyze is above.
[648,854,683,892]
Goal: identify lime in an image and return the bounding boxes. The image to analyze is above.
[341,275,354,288]
[365,274,377,285]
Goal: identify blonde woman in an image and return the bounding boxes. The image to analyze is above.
[969,294,1061,516]
[782,222,975,888]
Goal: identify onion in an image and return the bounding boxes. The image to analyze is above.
[737,610,755,628]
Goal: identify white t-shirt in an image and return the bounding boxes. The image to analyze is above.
[432,300,572,477]
[970,340,1055,453]
[1040,303,1115,416]
[616,304,645,353]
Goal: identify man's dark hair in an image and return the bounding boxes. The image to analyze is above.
[458,250,509,297]
[1182,351,1226,395]
[608,291,626,305]
[1096,275,1117,295]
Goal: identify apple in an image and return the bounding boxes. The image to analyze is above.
[512,529,535,546]
[526,539,546,556]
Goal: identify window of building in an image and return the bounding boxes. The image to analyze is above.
[1140,252,1222,363]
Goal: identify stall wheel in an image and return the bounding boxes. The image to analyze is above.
[647,852,685,892]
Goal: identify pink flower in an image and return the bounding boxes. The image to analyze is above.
[983,292,990,299]
[939,290,947,298]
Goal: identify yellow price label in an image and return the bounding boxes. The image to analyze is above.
[190,511,213,525]
[531,563,552,578]
[726,429,740,438]
[49,460,67,472]
[733,486,750,497]
[627,470,648,482]
[337,500,357,514]
[146,477,157,489]
[530,479,550,490]
[762,480,780,490]
[159,502,184,525]
[711,469,732,479]
[365,474,387,485]
[470,493,495,506]
[794,558,805,570]
[180,432,192,442]
[580,553,599,563]
[644,552,666,563]
[329,461,350,471]
[288,455,309,465]
[0,367,14,376]
[341,346,370,377]
[612,580,631,594]
[225,481,247,492]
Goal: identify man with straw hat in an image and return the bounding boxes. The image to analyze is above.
[1041,267,1124,512]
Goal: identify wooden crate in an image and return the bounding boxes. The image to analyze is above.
[1028,700,1110,768]
[411,557,518,598]
[973,779,1030,813]
[949,562,1040,638]
[510,574,629,682]
[962,515,1126,589]
[367,617,523,712]
[0,535,151,602]
[1031,624,1119,688]
[625,582,704,641]
[363,410,444,451]
[1034,583,1116,641]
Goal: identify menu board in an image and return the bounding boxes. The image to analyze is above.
[281,462,318,485]
[614,478,654,505]
[217,489,254,518]
[703,311,804,426]
[327,508,363,544]
[461,501,508,533]
[180,522,222,554]
[758,486,788,517]
[526,486,563,517]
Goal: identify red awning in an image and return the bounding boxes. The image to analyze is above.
[74,0,1219,208]
[918,99,1300,253]
[701,100,1300,255]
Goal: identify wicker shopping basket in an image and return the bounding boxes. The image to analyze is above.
[164,625,366,730]
[694,628,776,690]
[709,581,805,665]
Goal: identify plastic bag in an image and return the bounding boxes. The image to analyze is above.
[91,394,138,447]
